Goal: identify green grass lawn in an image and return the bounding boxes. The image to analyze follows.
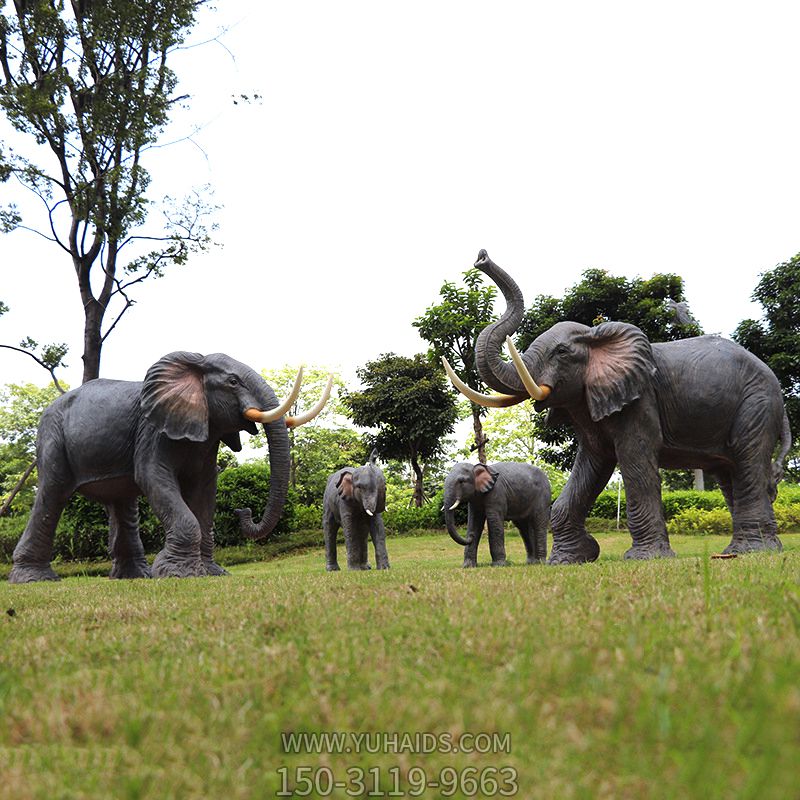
[1,532,799,799]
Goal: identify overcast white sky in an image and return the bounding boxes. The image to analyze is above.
[2,0,799,394]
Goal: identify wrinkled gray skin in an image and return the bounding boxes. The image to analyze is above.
[473,250,792,564]
[9,352,290,582]
[443,461,551,568]
[323,451,389,571]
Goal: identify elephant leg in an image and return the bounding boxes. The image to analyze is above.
[351,521,371,570]
[724,456,782,554]
[486,510,508,566]
[323,511,340,571]
[549,446,614,565]
[9,440,73,583]
[369,516,390,570]
[108,499,152,579]
[618,446,675,560]
[463,506,484,568]
[519,515,546,564]
[185,464,228,577]
[144,477,205,578]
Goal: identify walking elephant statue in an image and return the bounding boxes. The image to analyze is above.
[443,250,791,564]
[323,450,389,571]
[443,461,551,567]
[9,352,332,582]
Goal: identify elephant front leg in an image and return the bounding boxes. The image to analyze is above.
[486,511,508,566]
[462,507,484,568]
[186,464,228,576]
[323,511,340,571]
[369,515,390,569]
[108,499,152,579]
[549,446,614,565]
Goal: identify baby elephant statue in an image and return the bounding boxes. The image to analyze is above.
[323,450,389,571]
[9,352,331,582]
[443,461,551,568]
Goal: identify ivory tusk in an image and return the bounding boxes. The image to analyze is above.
[505,337,551,401]
[441,357,525,408]
[285,373,334,429]
[448,500,460,511]
[366,509,374,517]
[244,367,304,424]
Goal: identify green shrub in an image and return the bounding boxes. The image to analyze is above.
[776,484,800,506]
[666,507,733,537]
[774,503,800,532]
[591,490,625,519]
[292,503,321,531]
[0,516,26,561]
[661,490,727,519]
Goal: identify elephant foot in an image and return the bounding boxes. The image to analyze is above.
[326,562,341,572]
[109,560,152,580]
[462,559,477,568]
[722,535,782,555]
[376,562,390,570]
[8,563,61,584]
[151,550,205,579]
[548,535,600,565]
[348,563,371,571]
[526,556,545,565]
[491,559,509,567]
[624,542,676,560]
[202,561,230,577]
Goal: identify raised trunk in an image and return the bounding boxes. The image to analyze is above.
[473,250,527,395]
[444,508,471,546]
[235,382,292,539]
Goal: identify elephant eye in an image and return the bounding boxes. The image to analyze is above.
[228,376,239,387]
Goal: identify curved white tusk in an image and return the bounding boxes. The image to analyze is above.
[244,367,304,424]
[441,357,525,408]
[365,509,374,517]
[285,373,334,429]
[505,337,551,402]
[448,500,461,511]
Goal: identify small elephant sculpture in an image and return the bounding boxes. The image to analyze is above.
[444,250,792,564]
[323,450,389,571]
[443,461,551,567]
[9,352,331,582]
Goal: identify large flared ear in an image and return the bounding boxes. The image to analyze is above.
[140,351,209,441]
[336,470,354,500]
[474,463,499,493]
[577,322,657,421]
[375,470,387,514]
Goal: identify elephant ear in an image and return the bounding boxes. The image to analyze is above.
[577,322,657,422]
[140,352,209,441]
[374,469,387,514]
[474,463,499,493]
[336,470,354,500]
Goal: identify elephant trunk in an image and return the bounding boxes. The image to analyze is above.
[473,249,527,395]
[444,498,472,546]
[235,384,291,540]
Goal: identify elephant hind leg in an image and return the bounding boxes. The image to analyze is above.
[108,499,152,579]
[723,458,782,555]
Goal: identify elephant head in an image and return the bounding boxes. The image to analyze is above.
[336,450,386,516]
[140,351,331,539]
[442,461,498,546]
[445,250,657,422]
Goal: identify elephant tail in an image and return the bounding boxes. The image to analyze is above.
[771,411,792,490]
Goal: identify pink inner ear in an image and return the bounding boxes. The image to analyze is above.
[585,335,632,388]
[474,466,492,492]
[339,473,354,499]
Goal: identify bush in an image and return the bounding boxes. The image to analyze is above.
[774,503,800,532]
[667,507,733,537]
[776,484,800,506]
[0,516,26,561]
[660,490,727,519]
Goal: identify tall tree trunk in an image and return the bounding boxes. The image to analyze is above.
[410,451,425,507]
[81,299,105,383]
[472,407,487,463]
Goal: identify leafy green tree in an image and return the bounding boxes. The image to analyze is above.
[734,253,800,480]
[413,268,497,462]
[515,268,702,471]
[343,353,459,506]
[0,0,215,383]
[0,381,63,513]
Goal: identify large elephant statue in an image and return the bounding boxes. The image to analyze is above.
[443,461,551,567]
[323,450,389,571]
[9,352,331,582]
[444,250,792,564]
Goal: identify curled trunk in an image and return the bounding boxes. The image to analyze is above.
[473,250,527,395]
[444,508,471,546]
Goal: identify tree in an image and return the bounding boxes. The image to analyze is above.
[734,253,800,480]
[0,381,63,513]
[343,353,459,506]
[516,268,702,471]
[0,0,215,383]
[413,268,497,462]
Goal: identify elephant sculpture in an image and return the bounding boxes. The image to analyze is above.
[443,461,551,567]
[323,450,389,571]
[444,250,791,564]
[9,352,331,582]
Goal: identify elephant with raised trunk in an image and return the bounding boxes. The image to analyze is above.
[444,250,791,564]
[9,352,331,582]
[323,450,389,571]
[443,461,550,568]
